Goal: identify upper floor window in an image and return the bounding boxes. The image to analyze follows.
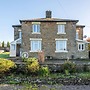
[32,22,41,34]
[55,39,68,52]
[32,24,40,33]
[76,30,79,39]
[19,31,22,38]
[78,43,85,51]
[58,25,65,34]
[57,22,66,34]
[18,29,22,39]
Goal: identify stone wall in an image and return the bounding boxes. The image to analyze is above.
[21,21,89,59]
[76,26,84,40]
[13,26,21,40]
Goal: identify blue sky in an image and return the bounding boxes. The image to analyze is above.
[0,0,90,42]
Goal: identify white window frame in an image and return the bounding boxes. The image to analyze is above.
[57,22,66,34]
[11,44,16,50]
[78,43,85,51]
[32,22,41,34]
[30,38,42,52]
[55,39,68,52]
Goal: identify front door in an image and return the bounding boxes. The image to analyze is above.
[16,44,21,57]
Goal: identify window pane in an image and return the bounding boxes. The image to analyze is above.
[37,25,40,32]
[19,31,22,38]
[79,44,81,50]
[11,44,15,50]
[76,32,78,39]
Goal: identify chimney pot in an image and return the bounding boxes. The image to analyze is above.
[46,10,52,18]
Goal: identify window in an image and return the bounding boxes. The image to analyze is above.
[55,39,67,52]
[57,24,65,34]
[32,24,40,33]
[19,31,22,38]
[30,39,42,52]
[78,43,85,51]
[11,44,15,50]
[76,32,79,39]
[76,30,79,39]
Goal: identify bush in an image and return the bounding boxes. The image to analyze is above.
[39,66,50,76]
[61,60,76,74]
[0,58,16,74]
[26,58,39,74]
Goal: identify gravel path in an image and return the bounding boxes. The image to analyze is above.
[0,84,90,90]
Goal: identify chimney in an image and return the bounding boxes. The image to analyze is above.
[46,10,52,18]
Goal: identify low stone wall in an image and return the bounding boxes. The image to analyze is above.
[41,64,90,72]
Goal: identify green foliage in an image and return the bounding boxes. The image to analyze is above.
[26,58,39,73]
[39,66,50,76]
[7,41,10,47]
[88,43,90,50]
[0,58,16,74]
[62,60,76,74]
[79,72,90,79]
[2,41,4,47]
[22,57,27,62]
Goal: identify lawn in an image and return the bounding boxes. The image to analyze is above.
[0,52,10,58]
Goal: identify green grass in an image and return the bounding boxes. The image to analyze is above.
[78,72,90,79]
[0,52,10,58]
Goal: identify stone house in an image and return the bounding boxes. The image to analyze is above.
[10,11,89,59]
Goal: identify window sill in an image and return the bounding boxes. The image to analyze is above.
[57,33,66,34]
[30,50,42,52]
[78,50,85,51]
[32,32,41,34]
[55,51,68,53]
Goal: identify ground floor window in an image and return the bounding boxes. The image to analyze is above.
[30,38,42,52]
[55,39,67,52]
[78,43,85,51]
[11,44,15,50]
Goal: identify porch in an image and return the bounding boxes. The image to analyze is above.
[10,38,21,57]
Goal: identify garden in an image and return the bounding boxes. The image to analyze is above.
[0,57,90,90]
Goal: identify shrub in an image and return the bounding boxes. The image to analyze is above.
[0,58,16,74]
[61,60,76,74]
[26,58,39,74]
[39,66,50,76]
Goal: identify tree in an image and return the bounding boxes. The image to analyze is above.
[2,41,4,47]
[7,41,10,47]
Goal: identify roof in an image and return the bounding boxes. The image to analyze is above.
[76,39,88,43]
[20,18,79,23]
[12,25,21,27]
[10,38,21,44]
[76,25,85,27]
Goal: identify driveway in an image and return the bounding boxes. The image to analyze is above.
[0,84,90,90]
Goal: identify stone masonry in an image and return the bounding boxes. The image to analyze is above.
[12,11,89,59]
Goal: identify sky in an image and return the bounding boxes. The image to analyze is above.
[0,0,90,43]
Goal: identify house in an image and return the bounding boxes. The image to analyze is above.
[10,11,89,59]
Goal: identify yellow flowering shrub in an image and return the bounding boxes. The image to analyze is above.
[0,58,16,74]
[26,58,39,73]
